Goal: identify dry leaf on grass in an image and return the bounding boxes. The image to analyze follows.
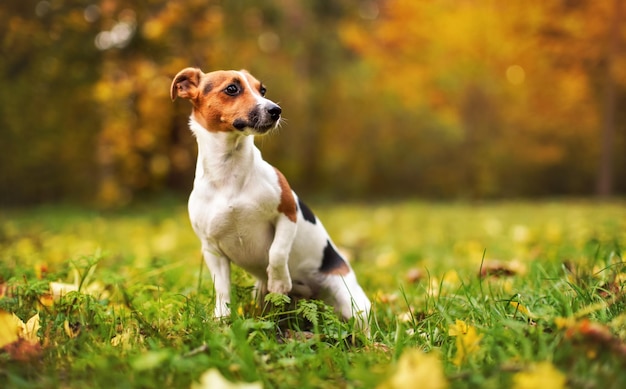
[0,309,42,361]
[558,317,626,357]
[511,362,566,389]
[448,319,483,366]
[479,259,526,278]
[378,348,448,389]
[191,368,262,389]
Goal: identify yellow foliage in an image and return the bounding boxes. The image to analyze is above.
[448,319,483,366]
[0,310,40,348]
[509,301,532,317]
[378,348,448,389]
[512,362,567,389]
[0,310,22,348]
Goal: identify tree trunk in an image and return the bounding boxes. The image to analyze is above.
[596,0,622,198]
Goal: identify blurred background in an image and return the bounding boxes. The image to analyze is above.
[1,0,624,207]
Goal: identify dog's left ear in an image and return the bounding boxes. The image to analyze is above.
[171,67,203,101]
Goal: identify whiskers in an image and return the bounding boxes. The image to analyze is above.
[256,116,287,148]
[273,116,287,133]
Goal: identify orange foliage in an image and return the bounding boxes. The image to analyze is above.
[0,0,624,204]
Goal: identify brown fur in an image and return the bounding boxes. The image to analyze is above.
[171,68,265,133]
[274,168,297,223]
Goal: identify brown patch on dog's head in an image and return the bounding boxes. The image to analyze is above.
[171,68,280,133]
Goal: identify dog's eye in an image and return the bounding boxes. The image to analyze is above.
[224,84,240,96]
[259,87,267,96]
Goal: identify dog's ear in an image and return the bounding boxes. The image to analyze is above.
[171,68,203,101]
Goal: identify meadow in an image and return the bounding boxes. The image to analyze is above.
[1,199,625,388]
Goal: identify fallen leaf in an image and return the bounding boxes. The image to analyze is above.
[562,318,626,357]
[0,281,7,298]
[39,293,54,307]
[48,265,109,303]
[480,259,526,278]
[3,338,43,362]
[0,310,21,348]
[191,368,262,389]
[22,313,40,343]
[448,319,470,337]
[0,310,43,361]
[35,263,49,280]
[511,361,566,389]
[448,319,483,366]
[374,290,399,304]
[405,268,425,284]
[378,348,448,389]
[509,301,533,318]
[554,317,575,330]
[50,281,79,300]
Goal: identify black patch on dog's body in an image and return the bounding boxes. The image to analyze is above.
[319,240,350,275]
[298,198,317,224]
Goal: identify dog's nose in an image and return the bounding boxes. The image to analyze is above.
[268,105,282,121]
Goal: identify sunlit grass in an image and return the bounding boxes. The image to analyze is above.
[0,199,625,388]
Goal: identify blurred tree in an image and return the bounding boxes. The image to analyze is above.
[0,0,624,206]
[0,0,103,203]
[596,0,621,197]
[340,0,626,198]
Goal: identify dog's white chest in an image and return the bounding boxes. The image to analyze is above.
[188,185,277,277]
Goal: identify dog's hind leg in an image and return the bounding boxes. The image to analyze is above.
[320,272,371,335]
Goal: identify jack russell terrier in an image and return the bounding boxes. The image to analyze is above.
[171,68,371,331]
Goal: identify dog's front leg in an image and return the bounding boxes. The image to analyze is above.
[202,247,231,318]
[267,215,297,294]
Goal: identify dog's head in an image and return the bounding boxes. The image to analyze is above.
[171,68,281,134]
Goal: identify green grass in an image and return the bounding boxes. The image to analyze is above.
[1,199,625,388]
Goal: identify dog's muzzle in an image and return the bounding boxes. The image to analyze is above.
[233,103,282,133]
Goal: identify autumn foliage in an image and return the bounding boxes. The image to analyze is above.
[0,0,624,206]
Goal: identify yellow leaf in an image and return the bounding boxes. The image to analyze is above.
[448,320,483,366]
[554,317,575,330]
[448,319,470,337]
[379,349,448,389]
[509,301,532,317]
[22,313,40,343]
[0,310,21,348]
[39,293,54,307]
[50,281,79,300]
[512,362,567,389]
[191,368,263,389]
[0,311,40,351]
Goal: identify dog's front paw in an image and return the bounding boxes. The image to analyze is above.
[268,278,292,294]
[267,265,292,294]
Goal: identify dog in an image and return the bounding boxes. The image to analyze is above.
[170,68,371,331]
